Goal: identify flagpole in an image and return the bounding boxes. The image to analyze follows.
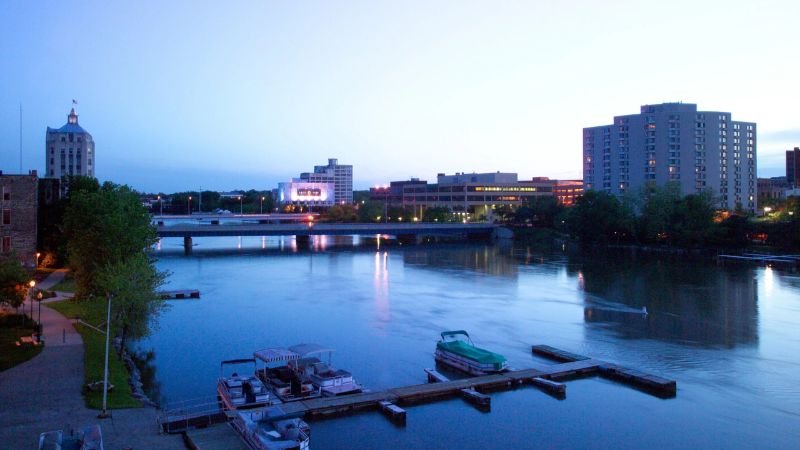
[19,103,22,173]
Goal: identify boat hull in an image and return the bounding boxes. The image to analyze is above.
[434,349,508,376]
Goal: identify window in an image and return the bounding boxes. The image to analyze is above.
[1,237,9,253]
[2,192,8,201]
[2,209,9,225]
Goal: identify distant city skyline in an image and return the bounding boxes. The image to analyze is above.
[1,1,798,193]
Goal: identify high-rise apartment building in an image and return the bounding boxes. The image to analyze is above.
[45,108,95,185]
[787,147,800,187]
[300,158,353,204]
[583,103,756,213]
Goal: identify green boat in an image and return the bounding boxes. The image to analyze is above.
[434,330,508,375]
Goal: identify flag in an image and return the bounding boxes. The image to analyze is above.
[72,99,77,105]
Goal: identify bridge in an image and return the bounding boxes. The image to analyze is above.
[155,222,502,253]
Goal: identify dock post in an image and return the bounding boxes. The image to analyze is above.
[460,388,491,411]
[183,236,193,255]
[378,400,407,426]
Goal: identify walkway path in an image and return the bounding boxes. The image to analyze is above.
[0,270,184,449]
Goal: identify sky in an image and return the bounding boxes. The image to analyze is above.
[1,0,799,193]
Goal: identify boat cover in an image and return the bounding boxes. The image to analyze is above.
[288,343,335,357]
[254,348,301,363]
[437,340,506,365]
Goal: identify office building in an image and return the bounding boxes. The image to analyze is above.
[370,172,555,219]
[583,103,756,213]
[299,158,353,204]
[0,171,38,267]
[45,108,95,190]
[787,147,800,187]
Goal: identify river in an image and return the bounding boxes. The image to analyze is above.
[137,235,800,448]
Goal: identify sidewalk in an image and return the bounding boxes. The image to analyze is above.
[0,270,184,449]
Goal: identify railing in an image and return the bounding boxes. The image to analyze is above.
[157,395,225,434]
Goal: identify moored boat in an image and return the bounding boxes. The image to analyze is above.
[288,344,362,397]
[229,406,310,450]
[434,330,508,376]
[254,348,320,402]
[218,359,270,410]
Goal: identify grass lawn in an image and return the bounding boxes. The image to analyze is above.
[50,276,76,293]
[49,298,142,409]
[0,314,43,372]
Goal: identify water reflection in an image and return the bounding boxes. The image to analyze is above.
[577,256,758,348]
[402,244,519,278]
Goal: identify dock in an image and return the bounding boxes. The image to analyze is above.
[159,345,676,433]
[159,289,200,299]
[718,253,800,268]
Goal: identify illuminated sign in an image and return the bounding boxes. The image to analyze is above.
[297,188,321,197]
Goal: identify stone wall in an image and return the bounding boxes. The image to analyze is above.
[0,173,38,267]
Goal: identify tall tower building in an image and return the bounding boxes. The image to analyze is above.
[583,103,756,213]
[787,147,800,187]
[45,108,95,183]
[300,158,353,204]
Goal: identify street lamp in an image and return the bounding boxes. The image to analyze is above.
[261,196,265,214]
[99,294,112,419]
[37,291,43,340]
[35,252,41,268]
[238,196,243,215]
[188,196,192,216]
[28,280,35,324]
[157,195,163,216]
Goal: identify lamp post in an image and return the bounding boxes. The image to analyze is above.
[37,291,43,340]
[99,294,112,419]
[238,196,243,215]
[188,196,192,216]
[157,195,163,216]
[260,196,265,214]
[35,252,40,269]
[28,280,35,324]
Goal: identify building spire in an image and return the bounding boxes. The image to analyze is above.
[68,107,78,124]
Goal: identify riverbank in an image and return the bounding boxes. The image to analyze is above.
[49,297,142,409]
[0,270,184,448]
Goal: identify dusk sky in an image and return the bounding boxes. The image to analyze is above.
[1,0,799,193]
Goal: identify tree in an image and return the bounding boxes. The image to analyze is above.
[96,254,168,356]
[64,182,158,298]
[358,201,384,222]
[0,256,30,309]
[423,207,451,223]
[565,190,634,246]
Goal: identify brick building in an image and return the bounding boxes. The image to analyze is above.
[0,171,38,267]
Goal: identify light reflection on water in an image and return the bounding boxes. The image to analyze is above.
[139,237,800,448]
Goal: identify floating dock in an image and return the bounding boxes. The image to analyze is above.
[159,345,676,433]
[159,289,200,299]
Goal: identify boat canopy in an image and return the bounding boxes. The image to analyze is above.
[288,343,335,357]
[441,330,470,341]
[254,348,301,363]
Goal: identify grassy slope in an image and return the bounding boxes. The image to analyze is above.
[0,315,43,372]
[50,276,77,293]
[49,298,141,409]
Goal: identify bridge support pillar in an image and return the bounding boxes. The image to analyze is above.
[397,234,423,245]
[295,235,310,248]
[183,236,193,255]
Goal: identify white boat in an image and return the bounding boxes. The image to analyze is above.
[434,330,509,376]
[229,406,310,450]
[218,359,270,410]
[39,424,103,450]
[288,344,362,397]
[254,348,320,402]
